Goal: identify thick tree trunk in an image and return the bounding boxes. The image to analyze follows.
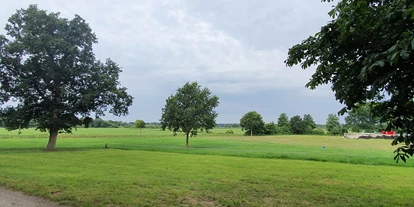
[251,129,253,136]
[186,132,189,148]
[46,127,58,151]
[47,79,61,151]
[140,128,142,134]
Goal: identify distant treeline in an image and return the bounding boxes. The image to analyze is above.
[0,105,382,135]
[0,119,242,129]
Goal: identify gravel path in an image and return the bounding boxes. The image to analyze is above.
[0,187,65,207]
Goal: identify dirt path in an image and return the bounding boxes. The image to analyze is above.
[0,187,65,207]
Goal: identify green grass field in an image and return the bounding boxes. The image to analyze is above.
[0,128,413,206]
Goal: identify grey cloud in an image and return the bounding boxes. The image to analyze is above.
[0,0,343,123]
[182,0,334,50]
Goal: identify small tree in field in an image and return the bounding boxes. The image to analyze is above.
[0,5,133,150]
[134,119,145,134]
[160,82,219,148]
[240,111,265,136]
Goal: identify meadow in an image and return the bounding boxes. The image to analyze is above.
[0,127,413,206]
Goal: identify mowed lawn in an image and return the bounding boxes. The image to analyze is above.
[0,128,413,206]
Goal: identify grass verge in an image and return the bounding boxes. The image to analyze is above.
[0,149,412,207]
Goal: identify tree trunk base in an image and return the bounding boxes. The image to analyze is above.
[186,133,189,148]
[46,128,58,151]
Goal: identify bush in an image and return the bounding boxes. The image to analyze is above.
[303,126,314,134]
[312,128,325,135]
[225,130,234,134]
[276,126,291,135]
[264,122,277,135]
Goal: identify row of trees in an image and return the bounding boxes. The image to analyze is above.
[239,103,386,136]
[91,118,132,128]
[240,111,320,136]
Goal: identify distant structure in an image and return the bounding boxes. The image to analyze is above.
[344,131,396,139]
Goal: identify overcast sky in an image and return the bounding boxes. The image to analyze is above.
[0,0,344,124]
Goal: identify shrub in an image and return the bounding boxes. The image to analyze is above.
[225,130,234,134]
[312,128,325,135]
[303,126,314,135]
[276,126,292,135]
[264,122,278,135]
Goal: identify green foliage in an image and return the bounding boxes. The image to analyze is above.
[0,5,132,150]
[345,103,381,133]
[134,119,145,134]
[276,126,292,135]
[285,114,317,135]
[303,114,316,130]
[290,115,306,134]
[277,113,291,134]
[303,126,314,135]
[312,128,326,135]
[231,123,240,128]
[134,120,146,129]
[225,129,234,134]
[326,114,341,134]
[240,111,265,136]
[264,122,277,135]
[285,0,414,162]
[160,82,219,147]
[90,118,131,128]
[277,113,290,127]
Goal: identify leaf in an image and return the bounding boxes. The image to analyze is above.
[401,155,406,163]
[387,44,397,53]
[411,38,414,50]
[400,51,410,60]
[389,52,399,64]
[394,154,399,160]
[373,60,385,68]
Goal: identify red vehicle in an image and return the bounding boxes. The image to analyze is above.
[382,131,394,135]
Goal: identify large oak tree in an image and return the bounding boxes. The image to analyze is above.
[160,82,219,148]
[0,5,133,150]
[285,0,414,162]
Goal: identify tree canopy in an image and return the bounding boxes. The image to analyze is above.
[290,115,305,134]
[134,119,146,134]
[326,114,341,135]
[285,0,414,162]
[345,103,381,132]
[0,5,133,150]
[303,114,316,130]
[160,82,219,148]
[264,121,278,135]
[240,111,265,136]
[277,113,291,134]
